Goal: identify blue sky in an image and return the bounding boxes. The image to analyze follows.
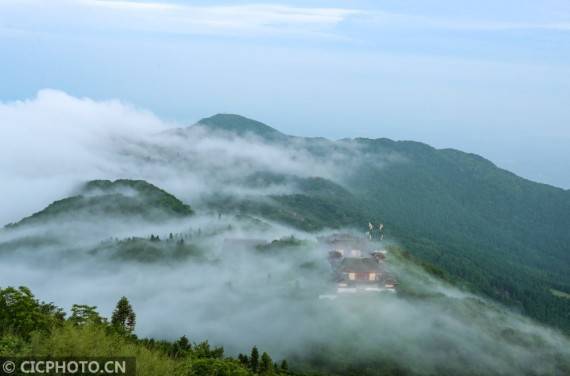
[1,0,569,187]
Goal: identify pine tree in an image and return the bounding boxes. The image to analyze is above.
[126,309,136,333]
[260,352,273,374]
[280,360,288,372]
[250,346,259,372]
[111,296,136,334]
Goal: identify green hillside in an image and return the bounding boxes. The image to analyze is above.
[6,179,193,228]
[200,115,570,333]
[345,138,570,332]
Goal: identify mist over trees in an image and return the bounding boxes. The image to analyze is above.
[0,98,569,375]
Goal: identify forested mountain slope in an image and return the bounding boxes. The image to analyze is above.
[197,114,570,332]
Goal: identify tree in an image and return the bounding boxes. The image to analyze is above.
[177,335,190,350]
[111,296,136,334]
[250,346,259,372]
[280,360,288,372]
[0,286,64,339]
[193,340,224,359]
[169,335,192,358]
[237,353,249,366]
[69,304,103,326]
[260,352,273,375]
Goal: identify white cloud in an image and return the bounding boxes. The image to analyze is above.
[0,90,358,225]
[74,1,570,34]
[0,90,170,224]
[2,0,568,43]
[0,0,360,39]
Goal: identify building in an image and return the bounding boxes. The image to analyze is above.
[336,257,382,283]
[327,249,397,294]
[319,228,397,297]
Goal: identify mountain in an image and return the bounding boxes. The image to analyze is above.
[195,113,287,141]
[6,179,193,228]
[197,116,570,332]
[6,115,570,333]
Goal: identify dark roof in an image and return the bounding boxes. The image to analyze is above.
[338,257,381,273]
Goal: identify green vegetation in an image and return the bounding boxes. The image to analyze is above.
[200,118,570,333]
[0,286,298,376]
[197,114,286,142]
[205,177,366,232]
[91,234,204,263]
[4,115,570,373]
[346,139,570,333]
[111,297,136,334]
[6,179,192,228]
[256,236,308,253]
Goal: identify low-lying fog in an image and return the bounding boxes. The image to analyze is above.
[1,214,570,375]
[1,91,569,375]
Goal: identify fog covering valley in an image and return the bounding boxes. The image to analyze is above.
[1,90,570,375]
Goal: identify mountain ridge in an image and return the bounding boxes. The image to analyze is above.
[185,114,570,332]
[194,114,569,192]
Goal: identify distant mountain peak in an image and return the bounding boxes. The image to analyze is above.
[195,114,285,140]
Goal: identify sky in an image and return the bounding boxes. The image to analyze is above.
[0,0,569,188]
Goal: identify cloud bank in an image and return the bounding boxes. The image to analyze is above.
[0,90,168,224]
[0,89,352,225]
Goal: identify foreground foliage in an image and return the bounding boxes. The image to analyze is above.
[0,287,294,376]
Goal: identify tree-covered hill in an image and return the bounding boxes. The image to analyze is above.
[5,179,193,228]
[195,114,570,333]
[195,114,287,141]
[344,137,570,332]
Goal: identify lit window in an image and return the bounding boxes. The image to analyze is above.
[348,273,356,280]
[369,273,376,281]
